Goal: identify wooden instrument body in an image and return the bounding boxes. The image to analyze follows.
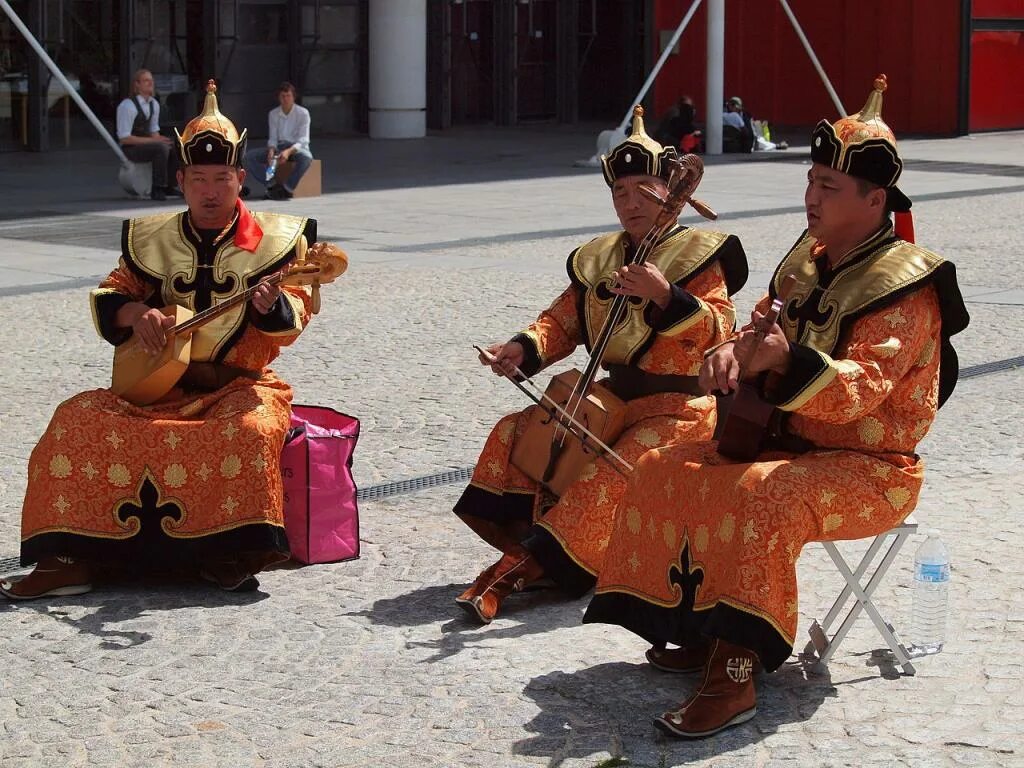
[715,382,775,461]
[110,305,194,406]
[510,369,627,497]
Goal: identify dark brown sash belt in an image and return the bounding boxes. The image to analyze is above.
[180,362,259,392]
[606,364,703,400]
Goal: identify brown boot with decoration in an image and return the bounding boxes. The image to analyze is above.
[654,638,758,738]
[456,546,544,624]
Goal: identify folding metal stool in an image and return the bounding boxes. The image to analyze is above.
[806,515,919,675]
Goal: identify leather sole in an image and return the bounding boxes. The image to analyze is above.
[653,705,757,739]
[0,576,93,601]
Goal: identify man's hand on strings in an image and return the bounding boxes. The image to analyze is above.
[734,311,792,375]
[480,341,525,378]
[610,263,672,309]
[252,279,282,315]
[700,343,740,395]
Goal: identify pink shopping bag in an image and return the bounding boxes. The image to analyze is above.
[281,404,360,564]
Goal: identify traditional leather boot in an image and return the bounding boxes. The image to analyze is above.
[455,513,530,554]
[645,643,711,674]
[654,638,758,738]
[456,546,544,625]
[0,556,92,600]
[455,559,500,605]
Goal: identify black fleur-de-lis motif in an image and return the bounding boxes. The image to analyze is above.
[114,474,185,550]
[668,541,705,612]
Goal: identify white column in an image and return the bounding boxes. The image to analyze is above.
[705,0,725,155]
[369,0,427,139]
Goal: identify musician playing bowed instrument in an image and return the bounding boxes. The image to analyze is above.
[1,82,324,600]
[581,77,970,739]
[452,108,748,624]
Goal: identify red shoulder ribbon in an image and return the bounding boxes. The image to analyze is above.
[233,199,264,252]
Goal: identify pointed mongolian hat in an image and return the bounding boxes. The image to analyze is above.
[810,74,911,213]
[601,105,680,187]
[175,79,247,168]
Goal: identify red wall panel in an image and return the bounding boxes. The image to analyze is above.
[652,0,961,136]
[970,31,1024,129]
[972,0,1024,16]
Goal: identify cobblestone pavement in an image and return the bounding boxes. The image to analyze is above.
[0,130,1022,767]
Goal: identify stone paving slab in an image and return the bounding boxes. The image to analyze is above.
[0,129,1022,767]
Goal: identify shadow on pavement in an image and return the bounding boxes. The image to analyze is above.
[514,659,835,767]
[345,581,589,663]
[3,578,268,649]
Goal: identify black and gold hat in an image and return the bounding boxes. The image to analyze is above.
[175,79,247,168]
[810,74,911,212]
[601,105,679,187]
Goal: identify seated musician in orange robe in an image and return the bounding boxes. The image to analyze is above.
[452,108,748,624]
[582,77,970,739]
[1,82,322,599]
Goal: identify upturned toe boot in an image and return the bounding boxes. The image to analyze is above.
[653,638,758,738]
[456,546,544,625]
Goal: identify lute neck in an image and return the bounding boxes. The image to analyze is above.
[173,273,282,336]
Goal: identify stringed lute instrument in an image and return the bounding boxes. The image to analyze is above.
[110,240,347,406]
[715,274,798,461]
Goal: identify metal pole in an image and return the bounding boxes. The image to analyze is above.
[1,0,130,164]
[778,0,846,117]
[615,0,703,135]
[705,0,724,154]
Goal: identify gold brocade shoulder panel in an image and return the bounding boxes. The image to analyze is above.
[773,233,948,355]
[570,228,731,365]
[125,211,308,361]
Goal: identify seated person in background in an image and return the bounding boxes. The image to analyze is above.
[243,81,313,201]
[722,95,754,153]
[581,76,969,740]
[0,81,322,600]
[116,68,182,201]
[654,95,701,153]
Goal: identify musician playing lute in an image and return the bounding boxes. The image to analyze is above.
[453,107,749,624]
[2,81,340,600]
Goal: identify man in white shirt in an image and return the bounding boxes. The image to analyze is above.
[243,82,313,201]
[115,69,182,201]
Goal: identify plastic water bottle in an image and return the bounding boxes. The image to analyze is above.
[265,153,278,184]
[911,529,950,653]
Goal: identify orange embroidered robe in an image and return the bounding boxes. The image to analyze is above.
[18,204,315,573]
[454,226,748,590]
[583,227,970,671]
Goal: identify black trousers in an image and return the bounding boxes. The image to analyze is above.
[123,141,178,188]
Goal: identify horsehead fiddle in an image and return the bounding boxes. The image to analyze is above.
[483,129,717,496]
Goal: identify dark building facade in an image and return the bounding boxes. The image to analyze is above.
[2,0,1020,154]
